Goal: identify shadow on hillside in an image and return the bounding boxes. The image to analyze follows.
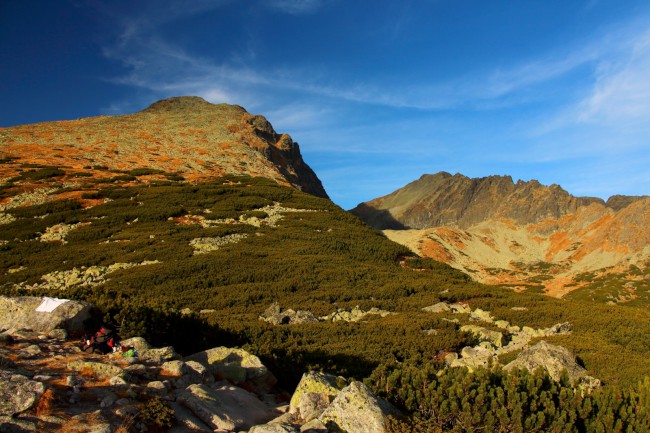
[349,203,407,230]
[260,348,379,390]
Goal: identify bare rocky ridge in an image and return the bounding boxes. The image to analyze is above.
[353,172,649,300]
[0,96,328,199]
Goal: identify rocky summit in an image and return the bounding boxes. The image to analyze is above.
[0,96,327,199]
[352,172,649,303]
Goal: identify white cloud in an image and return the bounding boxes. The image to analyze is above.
[577,30,650,126]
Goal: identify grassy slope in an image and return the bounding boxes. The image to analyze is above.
[1,174,649,389]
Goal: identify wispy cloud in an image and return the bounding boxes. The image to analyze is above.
[266,0,329,15]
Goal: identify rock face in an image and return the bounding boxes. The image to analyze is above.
[356,172,649,301]
[0,296,91,335]
[351,172,604,230]
[0,96,328,199]
[184,346,277,394]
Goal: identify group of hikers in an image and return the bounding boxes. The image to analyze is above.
[81,325,136,357]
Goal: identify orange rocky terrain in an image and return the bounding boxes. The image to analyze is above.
[0,96,327,205]
[354,172,649,303]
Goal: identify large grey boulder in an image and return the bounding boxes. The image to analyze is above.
[184,346,277,393]
[176,384,274,431]
[289,371,346,415]
[318,381,399,433]
[0,296,91,336]
[505,341,600,388]
[0,370,46,416]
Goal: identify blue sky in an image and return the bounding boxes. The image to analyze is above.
[1,0,649,209]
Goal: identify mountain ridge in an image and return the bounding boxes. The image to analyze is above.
[352,172,649,302]
[0,96,328,199]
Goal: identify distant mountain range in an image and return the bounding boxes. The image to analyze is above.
[351,172,649,304]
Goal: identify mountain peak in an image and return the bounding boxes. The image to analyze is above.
[0,96,328,198]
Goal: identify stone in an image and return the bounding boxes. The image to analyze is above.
[289,371,346,414]
[47,328,68,340]
[470,308,494,323]
[68,361,124,379]
[449,303,471,314]
[451,346,494,370]
[300,418,328,432]
[422,302,451,313]
[318,381,399,433]
[249,423,300,433]
[0,296,91,336]
[161,360,186,377]
[184,347,277,393]
[494,320,510,329]
[544,322,572,335]
[0,370,46,416]
[298,392,330,422]
[260,303,320,325]
[460,325,503,347]
[120,336,152,353]
[177,384,274,431]
[169,402,213,433]
[504,341,596,386]
[142,346,179,362]
[99,393,117,408]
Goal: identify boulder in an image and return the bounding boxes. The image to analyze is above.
[469,308,494,323]
[249,423,300,433]
[0,296,91,336]
[184,347,277,393]
[504,341,596,386]
[450,303,471,314]
[460,325,503,347]
[300,418,328,432]
[176,384,274,431]
[67,361,124,379]
[422,302,451,313]
[289,371,346,414]
[450,346,494,370]
[297,392,330,422]
[0,370,45,416]
[120,337,152,353]
[260,303,320,325]
[318,381,399,433]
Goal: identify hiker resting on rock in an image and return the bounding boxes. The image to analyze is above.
[82,325,119,354]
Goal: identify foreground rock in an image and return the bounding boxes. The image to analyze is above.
[319,381,400,433]
[0,370,45,416]
[0,296,91,336]
[177,384,275,430]
[289,371,347,420]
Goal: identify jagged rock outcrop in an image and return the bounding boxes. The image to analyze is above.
[351,172,603,230]
[505,341,601,390]
[0,296,91,336]
[361,172,649,300]
[260,303,395,325]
